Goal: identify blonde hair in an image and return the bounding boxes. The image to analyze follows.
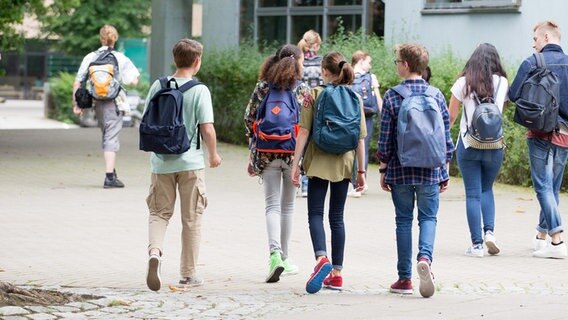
[534,20,561,41]
[99,25,119,47]
[297,30,322,53]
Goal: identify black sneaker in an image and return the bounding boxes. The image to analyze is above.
[104,175,125,188]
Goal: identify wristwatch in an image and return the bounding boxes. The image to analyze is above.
[379,167,387,174]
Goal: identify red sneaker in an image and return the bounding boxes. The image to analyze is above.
[390,279,413,294]
[323,274,343,290]
[305,257,333,294]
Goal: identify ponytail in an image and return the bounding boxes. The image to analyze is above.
[322,52,354,85]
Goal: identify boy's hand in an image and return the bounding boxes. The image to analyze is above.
[209,153,222,168]
[439,179,449,193]
[73,105,83,115]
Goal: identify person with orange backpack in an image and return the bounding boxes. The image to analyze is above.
[244,44,314,283]
[72,25,140,188]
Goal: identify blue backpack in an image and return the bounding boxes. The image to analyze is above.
[139,77,202,154]
[312,84,361,154]
[393,84,446,168]
[252,84,299,153]
[351,72,378,115]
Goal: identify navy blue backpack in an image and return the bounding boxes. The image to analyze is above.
[252,84,299,154]
[139,77,202,154]
[312,84,361,154]
[351,72,378,116]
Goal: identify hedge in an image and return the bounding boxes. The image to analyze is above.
[47,32,557,189]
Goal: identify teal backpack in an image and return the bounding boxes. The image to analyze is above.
[312,84,361,154]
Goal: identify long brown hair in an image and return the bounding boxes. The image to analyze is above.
[321,51,354,85]
[259,44,303,90]
[460,43,507,99]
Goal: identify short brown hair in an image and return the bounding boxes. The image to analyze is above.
[172,39,203,68]
[534,20,561,41]
[395,43,429,75]
[351,50,369,65]
[99,25,118,47]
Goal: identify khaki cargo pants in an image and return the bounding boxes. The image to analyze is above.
[147,169,208,278]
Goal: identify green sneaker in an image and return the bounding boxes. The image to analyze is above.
[282,259,299,276]
[266,251,284,283]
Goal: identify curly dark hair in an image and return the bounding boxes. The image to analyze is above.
[258,44,303,90]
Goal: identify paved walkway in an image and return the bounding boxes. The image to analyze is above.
[0,100,567,319]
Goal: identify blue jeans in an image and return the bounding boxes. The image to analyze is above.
[456,139,504,244]
[391,184,439,280]
[527,137,567,235]
[307,177,349,270]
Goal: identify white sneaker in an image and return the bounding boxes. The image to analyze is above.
[533,242,567,259]
[347,188,362,198]
[533,236,547,251]
[484,231,500,255]
[465,244,484,257]
[361,184,369,195]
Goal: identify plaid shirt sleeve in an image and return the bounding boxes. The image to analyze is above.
[378,89,400,164]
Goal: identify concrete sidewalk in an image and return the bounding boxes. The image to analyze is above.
[0,103,567,319]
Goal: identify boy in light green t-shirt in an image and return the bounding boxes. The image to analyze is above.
[145,39,222,292]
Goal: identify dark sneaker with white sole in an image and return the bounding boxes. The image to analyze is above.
[146,254,161,291]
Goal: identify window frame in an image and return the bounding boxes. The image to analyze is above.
[422,0,521,14]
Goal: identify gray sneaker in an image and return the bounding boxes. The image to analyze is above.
[179,276,204,287]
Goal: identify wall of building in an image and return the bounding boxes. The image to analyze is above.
[201,0,240,49]
[383,0,568,65]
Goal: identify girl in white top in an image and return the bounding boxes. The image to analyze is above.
[449,43,509,258]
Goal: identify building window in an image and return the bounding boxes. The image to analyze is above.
[327,14,362,37]
[291,15,324,43]
[258,15,287,46]
[423,0,521,13]
[259,0,288,7]
[254,0,383,45]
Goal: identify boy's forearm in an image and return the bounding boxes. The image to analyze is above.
[200,123,218,155]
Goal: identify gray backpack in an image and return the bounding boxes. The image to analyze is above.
[463,78,504,149]
[393,85,446,169]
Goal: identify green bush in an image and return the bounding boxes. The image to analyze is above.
[199,43,267,145]
[43,31,562,189]
[48,72,78,124]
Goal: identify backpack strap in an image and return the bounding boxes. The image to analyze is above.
[424,86,438,98]
[178,79,203,93]
[535,52,546,69]
[391,84,412,99]
[178,79,204,149]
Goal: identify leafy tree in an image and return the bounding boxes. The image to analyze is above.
[0,0,49,50]
[42,0,151,56]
